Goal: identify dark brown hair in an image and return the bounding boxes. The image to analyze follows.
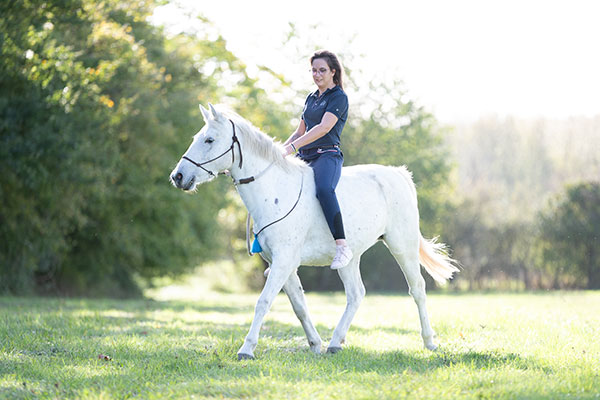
[311,50,344,89]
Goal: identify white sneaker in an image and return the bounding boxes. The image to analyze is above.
[331,245,353,270]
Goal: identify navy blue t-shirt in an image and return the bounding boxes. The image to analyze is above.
[301,85,348,150]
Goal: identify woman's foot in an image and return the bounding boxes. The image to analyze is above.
[331,244,353,269]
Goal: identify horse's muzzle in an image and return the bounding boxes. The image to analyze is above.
[170,172,195,191]
[170,172,183,187]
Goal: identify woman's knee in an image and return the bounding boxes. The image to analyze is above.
[315,183,335,199]
[312,155,342,198]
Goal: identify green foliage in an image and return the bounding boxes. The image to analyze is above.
[442,115,600,291]
[444,203,538,291]
[535,182,600,289]
[343,79,454,235]
[0,1,459,295]
[0,0,239,295]
[2,1,597,295]
[2,291,600,398]
[298,79,455,292]
[451,117,559,225]
[444,181,600,291]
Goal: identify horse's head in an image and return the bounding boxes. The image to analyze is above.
[170,104,238,191]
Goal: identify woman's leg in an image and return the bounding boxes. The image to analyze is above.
[310,152,353,269]
[310,152,345,240]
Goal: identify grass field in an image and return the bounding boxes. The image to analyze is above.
[1,276,599,399]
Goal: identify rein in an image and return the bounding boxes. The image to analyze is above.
[247,174,304,255]
[255,174,303,237]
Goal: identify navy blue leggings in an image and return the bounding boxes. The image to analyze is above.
[300,148,346,240]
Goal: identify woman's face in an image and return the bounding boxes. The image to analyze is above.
[311,58,335,90]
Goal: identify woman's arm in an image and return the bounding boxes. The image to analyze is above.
[283,119,307,146]
[283,112,338,156]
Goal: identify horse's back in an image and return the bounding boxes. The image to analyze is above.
[299,164,419,265]
[339,164,418,209]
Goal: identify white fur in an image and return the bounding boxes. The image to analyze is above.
[171,104,459,358]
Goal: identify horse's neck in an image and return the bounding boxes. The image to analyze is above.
[230,151,304,225]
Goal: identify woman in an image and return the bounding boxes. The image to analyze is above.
[282,50,352,269]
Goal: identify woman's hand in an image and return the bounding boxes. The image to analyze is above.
[283,120,306,157]
[282,144,295,157]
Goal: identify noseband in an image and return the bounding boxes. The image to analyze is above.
[182,119,243,178]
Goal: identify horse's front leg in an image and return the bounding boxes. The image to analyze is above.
[237,255,298,360]
[282,270,322,354]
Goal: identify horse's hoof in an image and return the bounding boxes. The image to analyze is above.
[326,347,342,354]
[237,353,254,361]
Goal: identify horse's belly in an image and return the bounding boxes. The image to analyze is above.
[299,176,387,266]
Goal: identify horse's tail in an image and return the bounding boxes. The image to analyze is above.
[386,165,459,283]
[419,234,460,283]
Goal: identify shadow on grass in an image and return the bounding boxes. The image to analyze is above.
[316,346,536,373]
[0,296,253,314]
[1,295,553,399]
[2,334,546,399]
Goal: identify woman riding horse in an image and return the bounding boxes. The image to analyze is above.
[282,50,353,270]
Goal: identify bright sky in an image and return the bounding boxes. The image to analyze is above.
[153,0,600,123]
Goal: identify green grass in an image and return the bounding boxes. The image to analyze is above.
[1,279,599,399]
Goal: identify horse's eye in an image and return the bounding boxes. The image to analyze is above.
[205,137,214,144]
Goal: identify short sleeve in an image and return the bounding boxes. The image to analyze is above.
[326,91,348,119]
[301,93,311,122]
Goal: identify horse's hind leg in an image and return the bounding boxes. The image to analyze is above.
[328,256,365,353]
[384,237,438,350]
[282,270,322,354]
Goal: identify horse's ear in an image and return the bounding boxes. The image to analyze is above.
[208,103,222,121]
[199,104,210,121]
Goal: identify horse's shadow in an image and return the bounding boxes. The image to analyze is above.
[251,320,540,373]
[2,296,552,400]
[229,319,545,380]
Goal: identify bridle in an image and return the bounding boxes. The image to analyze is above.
[179,117,303,255]
[182,119,243,178]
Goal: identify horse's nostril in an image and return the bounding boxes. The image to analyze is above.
[175,172,183,182]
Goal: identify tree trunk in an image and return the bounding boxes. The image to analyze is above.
[587,245,600,289]
[552,269,561,290]
[521,267,531,290]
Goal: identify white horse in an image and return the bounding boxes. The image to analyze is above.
[170,104,459,360]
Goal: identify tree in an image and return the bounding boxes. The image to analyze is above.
[536,182,600,289]
[0,0,254,295]
[1,1,460,295]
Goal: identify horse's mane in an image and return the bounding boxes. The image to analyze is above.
[215,105,309,174]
